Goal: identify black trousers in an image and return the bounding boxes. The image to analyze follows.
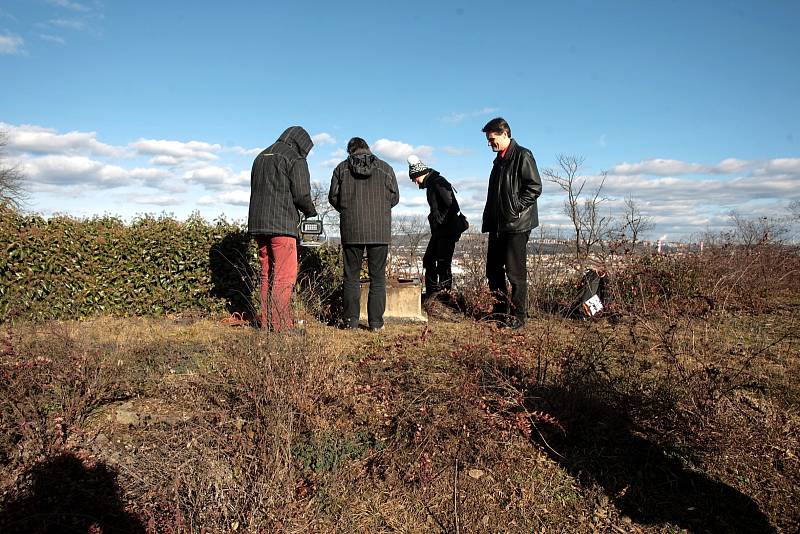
[342,244,388,329]
[486,230,530,321]
[422,233,457,296]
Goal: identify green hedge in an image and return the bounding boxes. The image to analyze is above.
[0,208,339,322]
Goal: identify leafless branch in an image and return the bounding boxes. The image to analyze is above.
[0,131,26,210]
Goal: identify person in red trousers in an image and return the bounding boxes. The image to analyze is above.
[247,126,317,332]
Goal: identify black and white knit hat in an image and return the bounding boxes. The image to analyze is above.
[407,155,429,179]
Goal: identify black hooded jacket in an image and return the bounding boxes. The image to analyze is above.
[248,126,317,237]
[328,148,399,245]
[420,170,461,236]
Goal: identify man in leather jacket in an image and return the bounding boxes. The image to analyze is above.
[480,117,542,329]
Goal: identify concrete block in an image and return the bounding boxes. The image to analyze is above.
[359,280,427,323]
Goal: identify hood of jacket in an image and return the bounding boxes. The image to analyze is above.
[347,148,377,179]
[276,126,313,158]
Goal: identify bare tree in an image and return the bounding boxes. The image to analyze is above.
[390,214,429,280]
[789,200,800,243]
[542,154,611,259]
[580,174,613,256]
[729,210,788,248]
[0,131,25,209]
[543,155,582,258]
[789,200,800,221]
[618,196,654,251]
[310,181,338,242]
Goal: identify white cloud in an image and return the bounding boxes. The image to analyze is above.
[610,157,753,176]
[4,123,257,216]
[570,171,799,212]
[20,154,132,188]
[396,195,428,208]
[128,167,173,184]
[611,158,708,176]
[458,195,487,214]
[533,155,800,239]
[182,166,248,189]
[38,33,66,44]
[1,123,124,157]
[0,32,23,55]
[7,119,793,240]
[714,158,750,174]
[12,151,176,191]
[228,146,261,157]
[312,132,336,145]
[150,155,181,166]
[47,0,91,12]
[132,139,221,164]
[728,175,797,197]
[199,190,250,206]
[37,3,103,35]
[753,158,800,176]
[183,166,228,183]
[43,18,88,31]
[130,194,179,206]
[321,149,346,168]
[218,190,250,206]
[453,177,488,191]
[372,139,433,163]
[232,170,250,186]
[439,107,499,124]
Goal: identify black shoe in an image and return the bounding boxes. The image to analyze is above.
[369,325,384,332]
[502,317,525,330]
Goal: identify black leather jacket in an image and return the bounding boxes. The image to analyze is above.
[481,139,542,233]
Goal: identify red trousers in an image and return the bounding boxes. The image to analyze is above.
[255,235,298,332]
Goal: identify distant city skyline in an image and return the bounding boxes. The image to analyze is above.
[1,0,798,240]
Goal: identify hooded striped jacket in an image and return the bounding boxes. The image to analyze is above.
[248,126,317,237]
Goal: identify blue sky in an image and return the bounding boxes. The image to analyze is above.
[1,0,799,240]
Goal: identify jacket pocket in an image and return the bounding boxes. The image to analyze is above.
[500,190,521,221]
[510,193,522,218]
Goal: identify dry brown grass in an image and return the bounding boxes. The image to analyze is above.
[1,264,799,532]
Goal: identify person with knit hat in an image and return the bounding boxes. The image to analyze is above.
[408,154,465,301]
